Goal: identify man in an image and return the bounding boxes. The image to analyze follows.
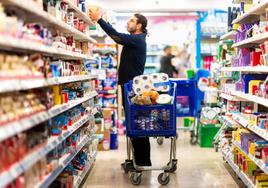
[89,9,151,167]
[160,46,177,78]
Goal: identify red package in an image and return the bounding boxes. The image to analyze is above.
[0,142,8,172]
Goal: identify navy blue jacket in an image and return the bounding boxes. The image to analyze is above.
[98,18,146,84]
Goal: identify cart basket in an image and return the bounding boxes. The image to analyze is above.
[124,81,177,138]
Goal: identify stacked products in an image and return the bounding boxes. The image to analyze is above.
[128,74,174,132]
[0,0,101,187]
[233,128,268,187]
[1,102,96,188]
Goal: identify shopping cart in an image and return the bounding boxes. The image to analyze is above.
[161,70,210,145]
[167,79,200,145]
[121,81,177,186]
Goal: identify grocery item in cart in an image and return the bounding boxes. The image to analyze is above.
[132,73,169,95]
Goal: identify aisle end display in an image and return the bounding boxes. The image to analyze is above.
[0,1,103,187]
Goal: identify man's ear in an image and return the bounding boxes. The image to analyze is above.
[137,23,142,31]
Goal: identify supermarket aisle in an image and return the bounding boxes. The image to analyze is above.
[83,132,243,188]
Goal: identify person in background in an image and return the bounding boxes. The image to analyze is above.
[89,9,152,167]
[173,43,191,78]
[160,46,178,78]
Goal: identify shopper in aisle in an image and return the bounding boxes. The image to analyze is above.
[89,9,151,167]
[160,46,178,78]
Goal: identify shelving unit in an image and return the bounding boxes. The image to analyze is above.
[218,1,268,185]
[2,0,97,43]
[0,36,95,60]
[220,93,247,101]
[218,115,239,128]
[232,113,268,141]
[222,151,255,188]
[0,91,97,142]
[230,90,268,108]
[221,66,268,73]
[73,151,97,188]
[0,1,100,187]
[232,33,268,48]
[233,140,268,174]
[37,134,94,188]
[65,0,95,25]
[220,31,236,40]
[0,75,97,93]
[232,1,268,24]
[0,115,95,187]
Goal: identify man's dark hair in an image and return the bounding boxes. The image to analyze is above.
[164,45,171,51]
[134,13,148,34]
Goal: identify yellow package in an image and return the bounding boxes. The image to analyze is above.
[256,173,268,182]
[257,181,268,188]
[249,142,256,156]
[53,85,62,105]
[249,80,263,95]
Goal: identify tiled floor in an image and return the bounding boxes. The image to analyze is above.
[83,131,245,188]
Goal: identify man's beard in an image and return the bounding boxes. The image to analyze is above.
[128,27,136,34]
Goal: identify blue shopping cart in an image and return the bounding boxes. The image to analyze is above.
[121,81,177,186]
[169,70,210,145]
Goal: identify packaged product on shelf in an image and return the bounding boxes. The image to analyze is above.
[103,94,116,107]
[102,108,113,119]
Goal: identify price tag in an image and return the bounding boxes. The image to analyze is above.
[36,115,42,123]
[44,144,52,154]
[5,126,15,138]
[9,163,23,178]
[52,139,58,147]
[13,123,22,134]
[63,131,69,137]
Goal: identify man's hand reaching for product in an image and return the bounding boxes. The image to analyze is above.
[89,8,101,22]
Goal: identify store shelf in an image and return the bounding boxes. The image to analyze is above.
[0,91,98,142]
[0,115,94,188]
[221,66,268,73]
[232,113,249,128]
[0,35,95,60]
[220,31,236,40]
[232,113,268,141]
[37,135,93,188]
[232,33,268,48]
[220,93,248,101]
[219,115,239,128]
[201,34,221,39]
[73,151,97,188]
[223,151,255,188]
[248,125,268,141]
[64,0,95,25]
[0,75,97,93]
[93,48,117,54]
[233,0,253,4]
[232,1,268,24]
[201,52,217,56]
[230,90,268,108]
[233,140,268,175]
[3,0,96,43]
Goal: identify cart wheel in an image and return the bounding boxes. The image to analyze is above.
[190,136,198,145]
[121,160,134,174]
[158,172,170,185]
[214,144,219,153]
[157,137,164,145]
[130,172,142,185]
